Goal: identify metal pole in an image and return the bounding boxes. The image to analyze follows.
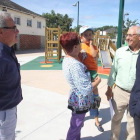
[117,0,125,49]
[77,1,79,32]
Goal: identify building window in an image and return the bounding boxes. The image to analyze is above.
[37,21,41,28]
[27,20,32,27]
[14,17,20,25]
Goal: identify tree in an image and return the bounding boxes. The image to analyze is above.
[70,25,82,32]
[94,26,117,32]
[123,18,140,43]
[42,10,73,31]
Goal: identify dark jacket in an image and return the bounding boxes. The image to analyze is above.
[129,54,140,117]
[0,42,23,110]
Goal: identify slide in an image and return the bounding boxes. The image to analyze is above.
[97,37,112,69]
[99,49,112,68]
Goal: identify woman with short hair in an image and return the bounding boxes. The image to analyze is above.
[60,32,98,140]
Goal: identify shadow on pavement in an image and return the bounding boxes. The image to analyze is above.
[81,121,126,140]
[81,130,110,140]
[119,122,127,140]
[85,107,111,125]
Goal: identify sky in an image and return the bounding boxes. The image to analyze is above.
[11,0,140,28]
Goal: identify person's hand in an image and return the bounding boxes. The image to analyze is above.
[94,76,98,81]
[105,86,113,101]
[94,75,101,83]
[89,39,93,46]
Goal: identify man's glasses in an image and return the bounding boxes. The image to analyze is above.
[2,26,17,32]
[126,34,139,37]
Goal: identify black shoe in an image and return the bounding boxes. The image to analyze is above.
[95,123,104,132]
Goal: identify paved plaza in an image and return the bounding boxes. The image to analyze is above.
[15,49,127,140]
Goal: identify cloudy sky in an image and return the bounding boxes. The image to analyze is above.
[12,0,140,28]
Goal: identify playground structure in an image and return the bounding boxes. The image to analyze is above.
[45,26,117,67]
[45,26,62,63]
[93,30,116,68]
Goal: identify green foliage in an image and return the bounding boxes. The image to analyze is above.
[94,26,117,32]
[42,10,73,32]
[108,32,116,39]
[70,25,82,32]
[70,26,77,32]
[123,18,140,43]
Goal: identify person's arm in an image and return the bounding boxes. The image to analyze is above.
[129,54,140,117]
[89,39,98,58]
[105,52,118,100]
[92,75,101,90]
[105,86,113,101]
[70,63,93,95]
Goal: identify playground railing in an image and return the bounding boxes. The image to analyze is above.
[45,27,117,64]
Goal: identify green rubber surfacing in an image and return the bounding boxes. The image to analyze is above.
[21,56,62,70]
[21,56,108,79]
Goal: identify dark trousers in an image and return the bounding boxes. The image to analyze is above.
[134,115,140,140]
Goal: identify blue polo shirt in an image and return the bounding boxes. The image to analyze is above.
[0,42,23,110]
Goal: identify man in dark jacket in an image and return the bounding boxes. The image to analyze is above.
[129,27,140,140]
[0,11,23,140]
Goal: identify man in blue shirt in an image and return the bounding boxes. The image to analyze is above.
[0,11,23,140]
[129,27,140,140]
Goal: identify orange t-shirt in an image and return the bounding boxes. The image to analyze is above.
[81,43,98,71]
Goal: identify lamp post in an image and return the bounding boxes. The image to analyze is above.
[73,1,79,32]
[124,13,129,20]
[123,13,129,28]
[117,0,125,49]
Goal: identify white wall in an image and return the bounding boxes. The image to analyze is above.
[100,31,106,35]
[3,8,46,36]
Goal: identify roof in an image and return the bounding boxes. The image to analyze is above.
[0,0,44,18]
[105,28,118,33]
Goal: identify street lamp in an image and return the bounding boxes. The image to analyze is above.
[73,1,79,32]
[124,13,129,22]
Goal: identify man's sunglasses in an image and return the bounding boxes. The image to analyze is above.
[2,26,17,32]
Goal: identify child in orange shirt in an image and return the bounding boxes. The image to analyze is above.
[79,25,104,132]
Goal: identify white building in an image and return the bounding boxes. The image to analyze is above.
[0,0,46,50]
[105,28,118,46]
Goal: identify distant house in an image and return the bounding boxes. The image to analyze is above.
[0,0,46,50]
[100,31,106,36]
[105,28,118,46]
